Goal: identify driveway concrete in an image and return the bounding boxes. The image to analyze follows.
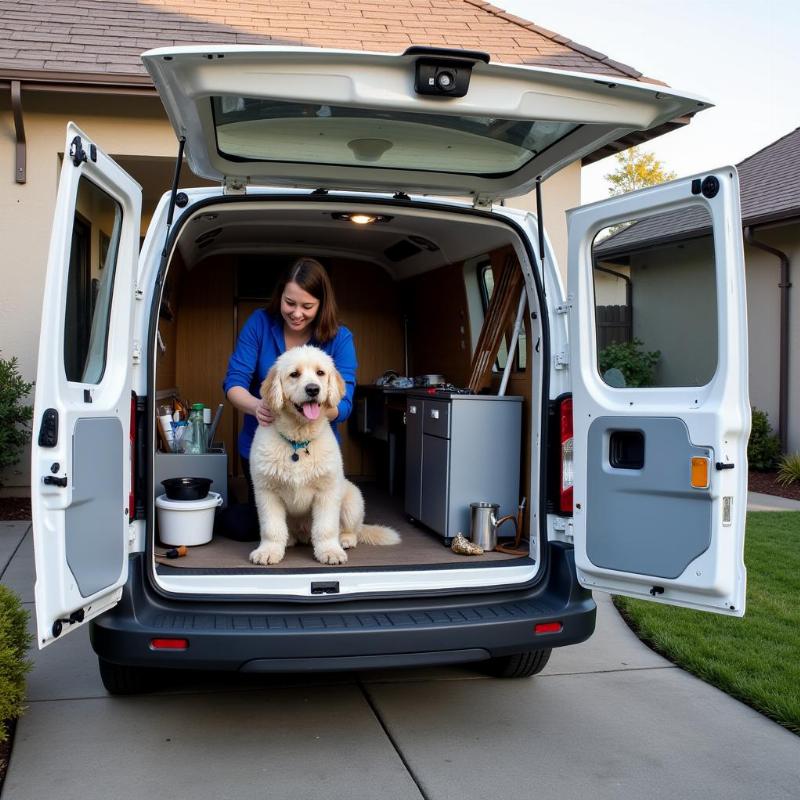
[747,491,800,511]
[2,521,798,800]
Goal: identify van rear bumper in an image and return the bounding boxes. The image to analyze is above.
[90,542,596,672]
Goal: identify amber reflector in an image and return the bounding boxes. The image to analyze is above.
[691,457,710,489]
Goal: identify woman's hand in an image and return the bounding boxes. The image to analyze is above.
[254,397,275,427]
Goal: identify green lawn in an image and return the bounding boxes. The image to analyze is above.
[614,512,800,734]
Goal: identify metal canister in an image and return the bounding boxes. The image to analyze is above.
[469,502,501,551]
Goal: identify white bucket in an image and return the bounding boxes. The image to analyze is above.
[155,491,222,546]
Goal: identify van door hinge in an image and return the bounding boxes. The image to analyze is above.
[134,285,144,301]
[132,340,142,364]
[554,352,569,370]
[472,193,493,210]
[224,176,247,195]
[556,302,570,314]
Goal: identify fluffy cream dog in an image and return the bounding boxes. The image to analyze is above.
[249,345,400,566]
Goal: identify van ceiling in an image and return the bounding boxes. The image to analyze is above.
[176,203,515,279]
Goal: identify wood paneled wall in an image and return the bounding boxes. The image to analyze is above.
[403,262,472,387]
[174,254,237,458]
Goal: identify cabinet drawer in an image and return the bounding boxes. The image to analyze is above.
[423,400,450,438]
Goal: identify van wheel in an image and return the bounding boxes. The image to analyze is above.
[481,648,552,678]
[98,658,157,695]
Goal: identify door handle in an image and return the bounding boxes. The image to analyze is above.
[43,475,68,488]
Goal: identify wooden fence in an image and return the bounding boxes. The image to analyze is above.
[596,305,631,350]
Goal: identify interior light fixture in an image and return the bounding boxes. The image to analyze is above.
[331,212,393,225]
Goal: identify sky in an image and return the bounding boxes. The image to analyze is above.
[492,0,800,202]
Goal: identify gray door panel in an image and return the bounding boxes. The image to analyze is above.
[586,416,712,579]
[66,417,125,597]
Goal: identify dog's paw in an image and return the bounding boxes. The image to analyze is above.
[339,532,358,549]
[249,544,285,565]
[315,544,348,565]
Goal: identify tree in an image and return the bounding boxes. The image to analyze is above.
[605,146,676,196]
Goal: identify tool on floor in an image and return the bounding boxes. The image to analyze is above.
[165,545,188,559]
[494,497,528,556]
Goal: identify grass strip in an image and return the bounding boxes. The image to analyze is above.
[614,512,800,734]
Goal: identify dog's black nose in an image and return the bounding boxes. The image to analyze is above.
[305,383,320,398]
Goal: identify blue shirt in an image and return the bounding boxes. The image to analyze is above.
[222,310,357,459]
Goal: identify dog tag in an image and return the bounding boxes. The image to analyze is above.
[291,453,300,462]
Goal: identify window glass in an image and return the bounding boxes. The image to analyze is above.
[212,97,579,177]
[592,205,716,388]
[479,263,525,372]
[64,177,122,384]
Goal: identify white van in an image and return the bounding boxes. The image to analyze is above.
[31,46,749,693]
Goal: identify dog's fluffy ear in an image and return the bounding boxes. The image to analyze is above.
[261,365,284,413]
[327,369,346,409]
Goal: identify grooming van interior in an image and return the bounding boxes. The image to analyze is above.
[151,199,543,593]
[32,45,750,687]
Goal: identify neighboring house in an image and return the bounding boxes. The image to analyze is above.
[0,0,687,489]
[594,127,800,453]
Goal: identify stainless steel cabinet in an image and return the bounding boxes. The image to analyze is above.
[405,393,522,542]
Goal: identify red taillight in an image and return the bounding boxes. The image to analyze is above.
[535,622,563,634]
[129,394,136,520]
[559,396,574,513]
[150,638,189,651]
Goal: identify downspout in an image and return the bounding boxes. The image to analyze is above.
[744,226,791,453]
[11,80,26,183]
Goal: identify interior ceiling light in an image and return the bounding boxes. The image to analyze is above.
[331,212,393,225]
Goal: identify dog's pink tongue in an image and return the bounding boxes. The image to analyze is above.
[303,402,321,420]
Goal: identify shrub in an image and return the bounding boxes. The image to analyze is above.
[777,453,800,487]
[598,338,660,387]
[748,408,781,472]
[0,586,31,739]
[0,353,34,486]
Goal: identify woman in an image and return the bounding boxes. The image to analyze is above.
[220,257,357,540]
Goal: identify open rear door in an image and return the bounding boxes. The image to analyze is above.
[32,123,141,647]
[567,168,749,616]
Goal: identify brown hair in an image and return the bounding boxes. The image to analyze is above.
[268,257,340,343]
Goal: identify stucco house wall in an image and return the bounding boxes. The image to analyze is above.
[744,223,800,454]
[627,235,718,388]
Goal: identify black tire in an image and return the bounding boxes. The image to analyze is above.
[480,648,552,678]
[98,657,158,695]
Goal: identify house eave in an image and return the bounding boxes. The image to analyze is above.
[0,69,157,96]
[581,115,694,165]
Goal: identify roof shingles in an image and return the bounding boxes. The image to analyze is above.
[595,127,800,256]
[0,0,653,82]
